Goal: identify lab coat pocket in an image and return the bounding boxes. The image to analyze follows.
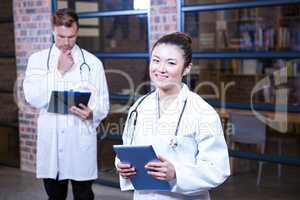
[37,114,54,145]
[175,134,197,161]
[78,122,96,151]
[79,133,96,151]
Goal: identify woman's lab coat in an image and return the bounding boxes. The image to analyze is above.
[23,44,109,181]
[117,84,230,200]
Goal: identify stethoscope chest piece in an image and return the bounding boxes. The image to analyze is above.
[169,137,178,149]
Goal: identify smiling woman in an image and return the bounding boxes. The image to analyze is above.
[115,32,230,200]
[149,33,192,98]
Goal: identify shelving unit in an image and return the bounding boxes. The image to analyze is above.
[181,0,300,167]
[182,1,300,110]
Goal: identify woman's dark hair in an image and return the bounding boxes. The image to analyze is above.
[52,8,79,28]
[152,32,192,68]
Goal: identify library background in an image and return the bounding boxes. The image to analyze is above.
[0,0,300,198]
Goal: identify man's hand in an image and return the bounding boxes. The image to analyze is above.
[69,104,93,120]
[57,50,74,74]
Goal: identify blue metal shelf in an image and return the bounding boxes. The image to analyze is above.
[78,9,147,18]
[229,150,300,166]
[94,52,149,59]
[192,51,300,59]
[207,100,300,113]
[51,0,57,15]
[51,0,147,17]
[182,0,300,12]
[109,94,300,113]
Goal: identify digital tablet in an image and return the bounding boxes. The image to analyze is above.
[113,145,170,191]
[47,90,91,114]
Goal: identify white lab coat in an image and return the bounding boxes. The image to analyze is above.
[23,44,109,181]
[117,84,230,200]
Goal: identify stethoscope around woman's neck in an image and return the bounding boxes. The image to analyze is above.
[46,43,91,77]
[127,90,188,149]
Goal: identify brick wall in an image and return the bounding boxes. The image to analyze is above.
[13,0,52,172]
[150,0,178,48]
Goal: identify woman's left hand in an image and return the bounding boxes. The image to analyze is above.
[145,155,176,181]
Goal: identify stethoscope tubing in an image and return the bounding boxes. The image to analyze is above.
[127,90,187,148]
[127,90,155,145]
[47,44,91,73]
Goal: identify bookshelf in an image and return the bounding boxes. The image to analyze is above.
[184,2,300,110]
[190,5,300,52]
[183,0,300,171]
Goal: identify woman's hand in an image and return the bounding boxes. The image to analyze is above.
[116,161,136,179]
[145,155,176,181]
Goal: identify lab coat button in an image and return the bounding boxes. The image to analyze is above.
[59,149,63,153]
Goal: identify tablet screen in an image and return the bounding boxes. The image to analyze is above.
[47,90,91,114]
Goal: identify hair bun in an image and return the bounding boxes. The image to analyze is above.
[152,31,192,68]
[174,32,192,45]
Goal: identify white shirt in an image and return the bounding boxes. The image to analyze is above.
[23,44,109,181]
[117,84,230,200]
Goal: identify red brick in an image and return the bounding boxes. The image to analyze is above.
[159,7,177,14]
[14,0,52,173]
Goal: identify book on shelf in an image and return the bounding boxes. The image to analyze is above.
[264,28,275,50]
[199,33,215,48]
[241,59,259,75]
[277,27,291,50]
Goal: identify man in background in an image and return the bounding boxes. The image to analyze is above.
[23,8,109,200]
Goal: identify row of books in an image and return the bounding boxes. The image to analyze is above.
[196,25,300,51]
[240,24,300,50]
[229,59,300,77]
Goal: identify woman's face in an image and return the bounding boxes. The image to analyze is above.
[149,43,186,93]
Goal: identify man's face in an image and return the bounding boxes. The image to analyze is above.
[53,23,78,52]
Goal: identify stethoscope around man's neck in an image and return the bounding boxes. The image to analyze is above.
[47,43,91,77]
[127,90,188,149]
